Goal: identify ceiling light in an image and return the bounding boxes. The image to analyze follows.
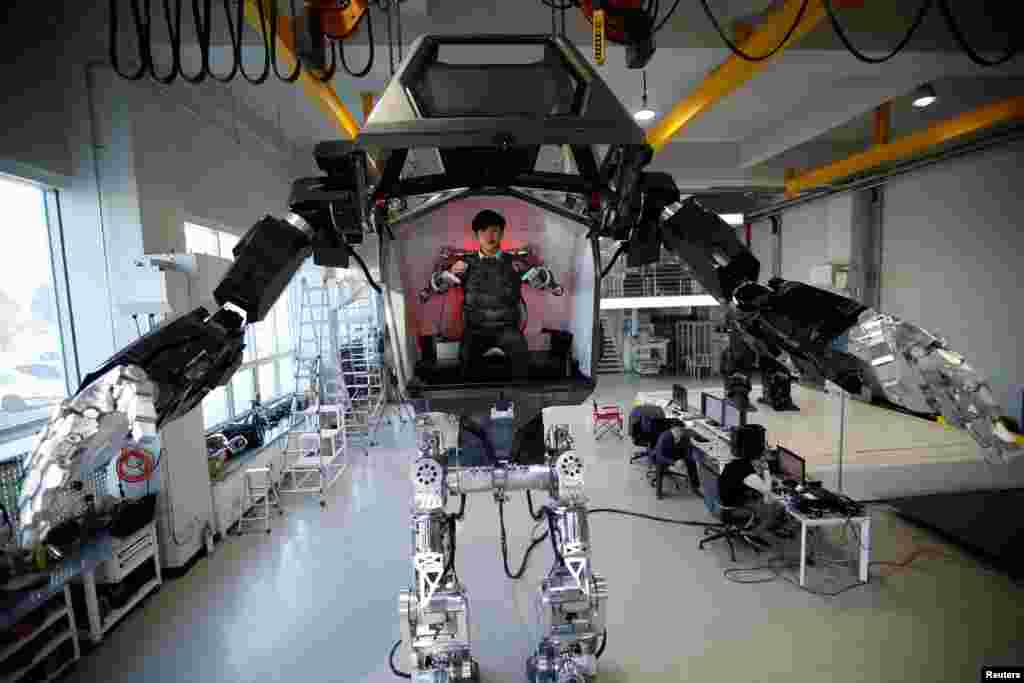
[634,108,656,122]
[633,70,657,123]
[912,83,938,108]
[719,213,744,226]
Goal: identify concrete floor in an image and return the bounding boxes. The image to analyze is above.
[69,375,1024,683]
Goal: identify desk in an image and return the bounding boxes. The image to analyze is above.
[785,507,871,587]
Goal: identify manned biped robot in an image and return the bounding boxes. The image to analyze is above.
[15,34,1021,683]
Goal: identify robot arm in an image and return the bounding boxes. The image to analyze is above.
[16,149,368,548]
[648,190,1022,463]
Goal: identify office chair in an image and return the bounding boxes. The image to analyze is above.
[695,460,763,562]
[628,405,666,464]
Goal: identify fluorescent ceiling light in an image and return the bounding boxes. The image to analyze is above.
[600,295,720,310]
[634,108,657,122]
[719,213,744,226]
[912,83,938,108]
[871,354,896,366]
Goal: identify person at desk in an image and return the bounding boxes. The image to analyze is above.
[718,450,791,540]
[653,420,701,499]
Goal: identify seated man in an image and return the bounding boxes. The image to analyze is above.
[653,420,701,499]
[718,448,790,543]
[448,209,530,378]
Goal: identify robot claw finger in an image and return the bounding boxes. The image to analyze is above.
[404,411,605,683]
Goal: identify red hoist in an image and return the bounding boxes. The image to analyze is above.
[578,0,656,68]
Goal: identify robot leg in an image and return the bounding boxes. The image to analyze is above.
[400,452,478,682]
[527,451,608,683]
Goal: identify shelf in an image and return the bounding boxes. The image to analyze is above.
[0,608,69,666]
[100,577,161,637]
[1,629,73,683]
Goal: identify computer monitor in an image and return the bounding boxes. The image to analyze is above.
[723,399,746,430]
[777,446,806,485]
[701,392,724,424]
[672,384,688,412]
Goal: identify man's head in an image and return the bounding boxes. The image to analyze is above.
[472,209,506,257]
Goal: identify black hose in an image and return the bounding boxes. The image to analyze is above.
[236,0,272,84]
[699,0,810,62]
[329,201,382,293]
[588,507,718,528]
[177,0,213,84]
[389,639,411,679]
[595,628,608,658]
[526,490,545,521]
[545,506,566,568]
[453,494,468,522]
[109,0,148,80]
[652,0,681,33]
[937,0,1019,67]
[823,0,934,64]
[498,498,549,580]
[600,243,627,280]
[268,0,303,82]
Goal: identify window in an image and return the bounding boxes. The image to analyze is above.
[0,176,69,436]
[231,371,255,416]
[203,384,229,429]
[258,364,276,404]
[185,222,241,260]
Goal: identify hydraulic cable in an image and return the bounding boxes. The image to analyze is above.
[498,497,549,579]
[937,0,1020,67]
[334,5,375,77]
[526,490,545,520]
[823,0,934,64]
[389,639,412,678]
[699,0,810,62]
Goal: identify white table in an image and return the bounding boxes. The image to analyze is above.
[786,507,871,587]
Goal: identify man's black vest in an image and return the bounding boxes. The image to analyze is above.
[462,253,522,331]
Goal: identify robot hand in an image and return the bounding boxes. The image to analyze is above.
[522,266,565,296]
[16,208,323,550]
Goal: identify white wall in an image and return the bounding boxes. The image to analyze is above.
[748,218,777,281]
[881,139,1024,410]
[131,81,309,255]
[779,193,854,283]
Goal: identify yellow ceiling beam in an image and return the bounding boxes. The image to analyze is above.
[242,0,361,140]
[786,96,1024,195]
[645,0,829,153]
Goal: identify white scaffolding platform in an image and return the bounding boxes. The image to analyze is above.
[280,404,349,507]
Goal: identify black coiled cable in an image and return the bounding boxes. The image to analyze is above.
[109,0,364,85]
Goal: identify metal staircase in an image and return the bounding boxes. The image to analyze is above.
[596,317,624,374]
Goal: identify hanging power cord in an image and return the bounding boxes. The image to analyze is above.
[109,0,358,84]
[330,201,382,293]
[937,0,1020,67]
[600,243,628,280]
[699,0,810,62]
[823,0,934,64]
